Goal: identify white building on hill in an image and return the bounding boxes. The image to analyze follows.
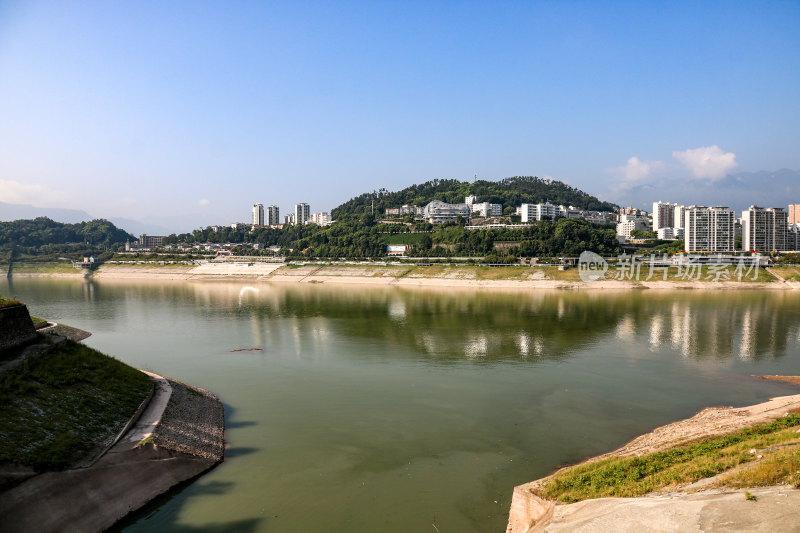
[521,203,559,222]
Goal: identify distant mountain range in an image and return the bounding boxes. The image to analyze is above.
[0,202,225,235]
[2,169,797,232]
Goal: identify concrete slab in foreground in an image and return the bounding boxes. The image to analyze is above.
[539,486,800,533]
[0,375,224,533]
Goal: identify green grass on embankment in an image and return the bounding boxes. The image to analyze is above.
[0,297,23,309]
[0,340,152,470]
[10,261,80,274]
[539,414,800,503]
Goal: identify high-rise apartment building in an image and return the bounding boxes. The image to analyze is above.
[742,206,787,252]
[684,206,735,252]
[789,204,800,225]
[266,205,280,226]
[252,204,264,226]
[652,202,686,230]
[294,203,310,225]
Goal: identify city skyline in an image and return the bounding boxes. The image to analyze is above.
[1,1,798,228]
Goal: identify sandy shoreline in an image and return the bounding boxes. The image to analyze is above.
[10,263,798,290]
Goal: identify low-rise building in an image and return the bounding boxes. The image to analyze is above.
[657,227,684,240]
[470,201,503,218]
[309,212,331,226]
[521,202,559,222]
[616,214,650,240]
[559,205,582,219]
[423,200,471,224]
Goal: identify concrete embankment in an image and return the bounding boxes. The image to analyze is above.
[0,374,224,533]
[13,261,800,289]
[507,393,800,533]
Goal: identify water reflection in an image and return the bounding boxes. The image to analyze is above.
[5,278,799,364]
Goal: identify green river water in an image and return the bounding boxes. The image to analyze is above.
[3,277,800,532]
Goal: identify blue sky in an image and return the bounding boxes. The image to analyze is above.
[1,1,798,226]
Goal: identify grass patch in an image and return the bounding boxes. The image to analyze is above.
[99,262,194,270]
[474,265,531,280]
[601,265,776,283]
[29,315,48,329]
[11,262,79,274]
[539,415,800,503]
[0,297,23,308]
[534,266,583,281]
[716,447,800,489]
[0,340,152,470]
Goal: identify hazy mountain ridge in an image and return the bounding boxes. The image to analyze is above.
[620,168,800,212]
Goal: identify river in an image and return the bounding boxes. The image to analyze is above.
[4,277,800,532]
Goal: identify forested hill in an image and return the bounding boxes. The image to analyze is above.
[0,217,134,250]
[331,176,617,219]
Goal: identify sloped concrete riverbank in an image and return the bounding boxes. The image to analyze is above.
[0,374,224,533]
[506,393,800,533]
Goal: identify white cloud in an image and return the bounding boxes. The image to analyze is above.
[198,198,210,206]
[612,156,664,189]
[0,179,73,206]
[672,145,737,181]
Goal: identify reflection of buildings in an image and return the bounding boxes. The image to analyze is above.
[174,282,799,364]
[644,298,790,360]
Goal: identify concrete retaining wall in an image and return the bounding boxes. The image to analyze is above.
[0,304,38,354]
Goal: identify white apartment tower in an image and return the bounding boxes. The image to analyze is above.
[266,205,280,226]
[294,203,310,225]
[742,206,787,252]
[252,203,264,226]
[684,206,735,252]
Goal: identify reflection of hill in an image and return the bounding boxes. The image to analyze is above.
[218,287,800,363]
[10,277,798,364]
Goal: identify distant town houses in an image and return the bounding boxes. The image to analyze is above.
[128,195,800,256]
[382,196,609,226]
